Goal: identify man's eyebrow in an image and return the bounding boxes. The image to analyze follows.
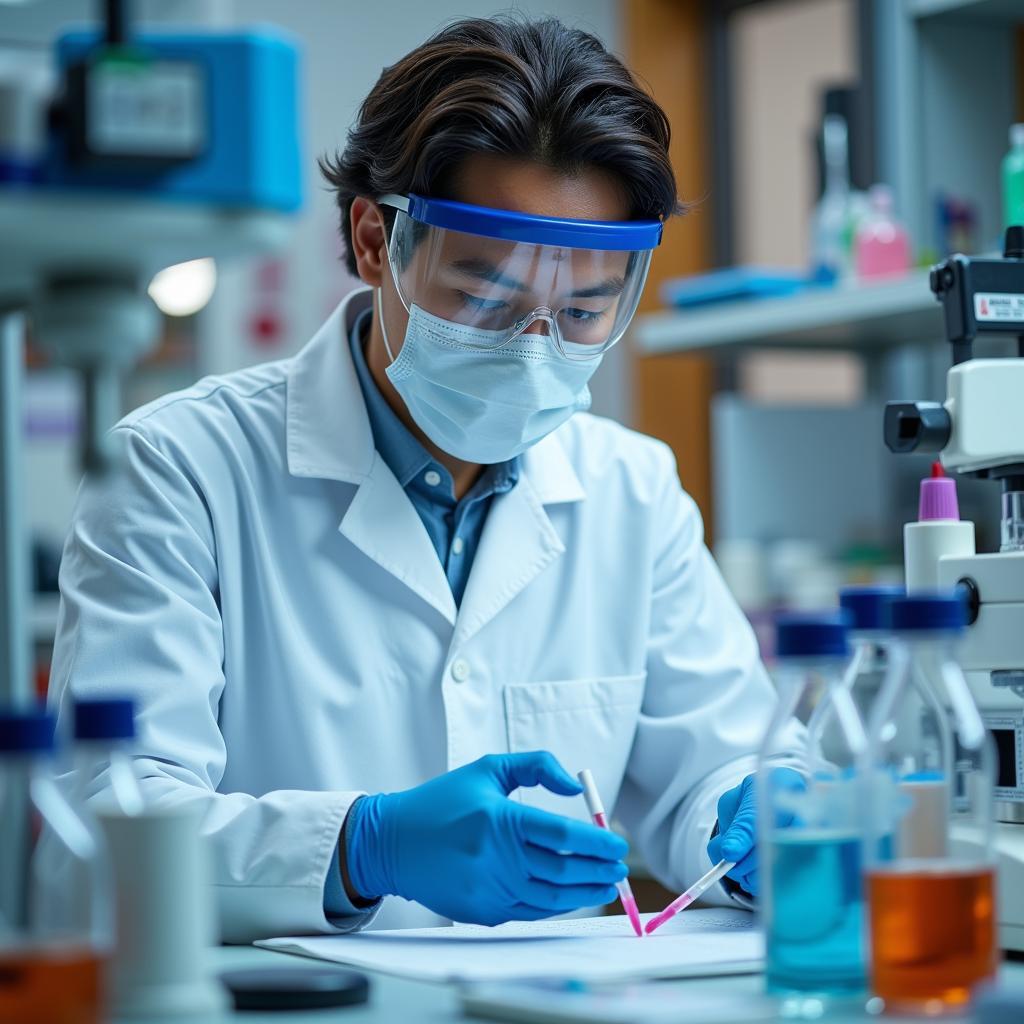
[449,258,528,292]
[570,277,626,299]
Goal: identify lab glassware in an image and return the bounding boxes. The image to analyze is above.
[71,697,144,816]
[828,585,903,755]
[758,613,869,1006]
[862,592,998,1014]
[0,708,110,1024]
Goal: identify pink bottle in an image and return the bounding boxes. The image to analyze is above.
[855,184,911,280]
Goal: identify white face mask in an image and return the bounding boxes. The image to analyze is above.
[379,292,601,465]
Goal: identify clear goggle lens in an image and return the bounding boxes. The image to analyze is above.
[385,209,652,360]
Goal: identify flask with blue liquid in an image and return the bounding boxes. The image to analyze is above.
[758,612,868,1005]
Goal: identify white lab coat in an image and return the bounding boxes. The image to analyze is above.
[48,288,783,943]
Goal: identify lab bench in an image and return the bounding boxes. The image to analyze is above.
[134,944,1024,1024]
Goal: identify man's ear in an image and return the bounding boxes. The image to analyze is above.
[350,197,388,287]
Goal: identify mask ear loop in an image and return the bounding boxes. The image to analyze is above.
[376,286,397,364]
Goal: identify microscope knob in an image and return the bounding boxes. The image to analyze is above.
[884,401,952,454]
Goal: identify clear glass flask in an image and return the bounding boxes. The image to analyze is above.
[862,592,997,1014]
[810,586,902,764]
[71,697,144,816]
[759,612,868,1008]
[0,708,109,1024]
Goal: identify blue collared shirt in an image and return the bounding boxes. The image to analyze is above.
[323,308,519,919]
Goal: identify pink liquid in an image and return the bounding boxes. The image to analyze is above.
[855,221,910,279]
[593,812,643,938]
[620,889,643,938]
[645,892,693,935]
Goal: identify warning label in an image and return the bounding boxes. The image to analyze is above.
[975,292,1024,323]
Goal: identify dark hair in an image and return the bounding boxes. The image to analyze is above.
[319,15,683,274]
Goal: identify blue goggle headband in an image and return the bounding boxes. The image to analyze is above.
[378,193,663,252]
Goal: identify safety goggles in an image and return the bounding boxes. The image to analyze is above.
[378,193,662,361]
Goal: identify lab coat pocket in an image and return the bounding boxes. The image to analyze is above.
[503,673,646,819]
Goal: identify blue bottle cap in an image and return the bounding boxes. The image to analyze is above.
[775,612,851,659]
[0,708,57,753]
[839,585,904,632]
[74,698,136,741]
[887,591,967,632]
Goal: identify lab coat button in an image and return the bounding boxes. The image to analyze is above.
[451,659,470,683]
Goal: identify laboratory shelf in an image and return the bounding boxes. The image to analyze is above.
[908,0,1024,22]
[633,270,945,356]
[0,189,293,307]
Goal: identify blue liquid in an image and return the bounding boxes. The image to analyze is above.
[766,830,866,995]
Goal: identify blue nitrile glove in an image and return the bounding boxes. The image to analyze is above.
[707,767,805,898]
[345,752,629,926]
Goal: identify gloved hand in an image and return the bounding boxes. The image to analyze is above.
[706,767,805,898]
[346,752,629,926]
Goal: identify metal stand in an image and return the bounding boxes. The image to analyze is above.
[0,309,31,929]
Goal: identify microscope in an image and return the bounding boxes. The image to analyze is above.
[884,227,1024,952]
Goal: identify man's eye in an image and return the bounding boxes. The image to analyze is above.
[458,292,510,312]
[562,307,608,323]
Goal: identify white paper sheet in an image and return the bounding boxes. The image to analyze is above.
[256,908,764,983]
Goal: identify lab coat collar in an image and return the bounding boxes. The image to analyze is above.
[286,288,376,484]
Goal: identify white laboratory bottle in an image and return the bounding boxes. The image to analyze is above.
[71,697,144,817]
[904,462,975,592]
[0,708,110,1023]
[758,612,868,1011]
[862,592,997,1015]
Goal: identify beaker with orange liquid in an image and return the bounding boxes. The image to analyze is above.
[0,708,110,1024]
[862,593,998,1015]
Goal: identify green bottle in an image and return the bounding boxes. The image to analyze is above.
[1003,124,1024,230]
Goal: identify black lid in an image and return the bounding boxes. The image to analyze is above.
[74,697,135,741]
[219,968,370,1012]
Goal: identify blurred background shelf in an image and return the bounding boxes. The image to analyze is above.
[31,594,60,644]
[634,271,943,355]
[909,0,1024,22]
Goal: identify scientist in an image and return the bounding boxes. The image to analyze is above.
[48,16,788,941]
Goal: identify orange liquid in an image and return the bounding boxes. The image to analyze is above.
[0,947,104,1024]
[867,864,997,1013]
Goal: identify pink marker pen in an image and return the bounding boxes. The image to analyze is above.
[643,857,735,935]
[577,769,643,938]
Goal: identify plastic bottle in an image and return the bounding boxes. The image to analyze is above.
[71,697,144,817]
[862,593,997,1014]
[0,708,109,1024]
[1002,123,1024,231]
[810,115,853,282]
[904,462,975,592]
[759,613,868,1007]
[854,185,911,280]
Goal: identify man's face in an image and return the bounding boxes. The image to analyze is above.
[379,155,634,357]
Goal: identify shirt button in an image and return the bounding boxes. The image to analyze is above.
[452,536,465,556]
[451,659,470,683]
[424,469,442,487]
